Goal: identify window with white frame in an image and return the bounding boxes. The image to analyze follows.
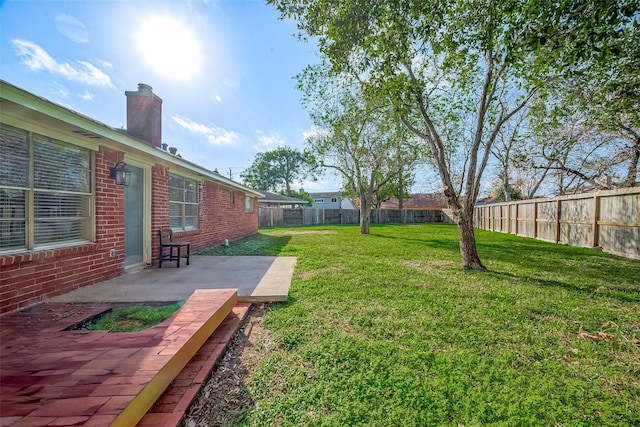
[331,198,338,203]
[0,123,93,252]
[245,195,254,212]
[314,198,324,203]
[168,174,199,230]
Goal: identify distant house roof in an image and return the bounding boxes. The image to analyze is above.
[308,192,341,198]
[475,196,498,204]
[380,193,447,210]
[258,191,309,205]
[341,198,355,209]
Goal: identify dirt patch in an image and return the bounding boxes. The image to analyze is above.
[282,230,337,235]
[183,304,278,427]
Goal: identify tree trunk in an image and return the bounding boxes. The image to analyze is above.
[457,207,487,271]
[503,183,512,201]
[443,186,486,271]
[359,190,372,234]
[503,172,512,201]
[623,139,639,187]
[398,177,405,223]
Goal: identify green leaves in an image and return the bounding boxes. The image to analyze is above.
[240,147,316,195]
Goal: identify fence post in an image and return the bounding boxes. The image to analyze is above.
[555,199,561,243]
[592,195,600,248]
[514,204,519,236]
[485,206,489,229]
[533,201,538,239]
[491,206,495,230]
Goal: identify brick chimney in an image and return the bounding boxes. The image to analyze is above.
[125,83,162,148]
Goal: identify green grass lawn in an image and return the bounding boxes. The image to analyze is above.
[218,224,639,425]
[88,303,182,332]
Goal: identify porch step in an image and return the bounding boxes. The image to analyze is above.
[138,303,251,426]
[111,289,238,427]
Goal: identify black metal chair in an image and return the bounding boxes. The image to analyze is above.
[158,227,190,268]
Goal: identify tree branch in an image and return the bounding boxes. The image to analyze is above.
[473,86,537,202]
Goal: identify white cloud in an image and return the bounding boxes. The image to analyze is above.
[51,84,70,99]
[173,115,240,146]
[302,126,329,142]
[254,130,285,152]
[11,39,114,88]
[215,95,222,102]
[79,91,94,101]
[300,178,341,191]
[96,59,113,69]
[55,13,89,43]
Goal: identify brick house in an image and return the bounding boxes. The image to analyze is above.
[380,193,447,210]
[0,81,262,314]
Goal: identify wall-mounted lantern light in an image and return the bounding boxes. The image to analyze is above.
[109,162,131,186]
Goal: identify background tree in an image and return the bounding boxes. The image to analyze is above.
[528,82,639,193]
[240,146,315,195]
[285,188,314,205]
[381,126,422,214]
[517,0,639,190]
[489,109,531,201]
[300,65,414,234]
[375,168,416,209]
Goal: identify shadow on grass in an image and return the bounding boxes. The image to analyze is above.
[371,233,461,252]
[488,269,640,303]
[373,227,639,303]
[196,233,291,256]
[478,240,640,276]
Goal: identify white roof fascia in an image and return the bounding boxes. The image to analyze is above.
[1,80,263,197]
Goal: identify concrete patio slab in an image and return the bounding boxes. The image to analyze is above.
[50,256,296,304]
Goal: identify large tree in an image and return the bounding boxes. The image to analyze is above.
[240,146,315,195]
[271,0,637,270]
[271,0,537,270]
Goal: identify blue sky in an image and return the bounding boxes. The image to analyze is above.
[0,0,345,191]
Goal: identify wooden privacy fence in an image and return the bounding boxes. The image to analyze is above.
[259,207,453,228]
[474,187,640,260]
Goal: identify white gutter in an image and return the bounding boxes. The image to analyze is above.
[0,79,263,198]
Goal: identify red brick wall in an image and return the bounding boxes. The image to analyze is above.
[154,176,258,265]
[151,163,170,264]
[0,147,125,314]
[0,152,259,314]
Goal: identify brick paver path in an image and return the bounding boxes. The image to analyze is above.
[1,289,240,426]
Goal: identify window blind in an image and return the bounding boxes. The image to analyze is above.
[0,123,93,252]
